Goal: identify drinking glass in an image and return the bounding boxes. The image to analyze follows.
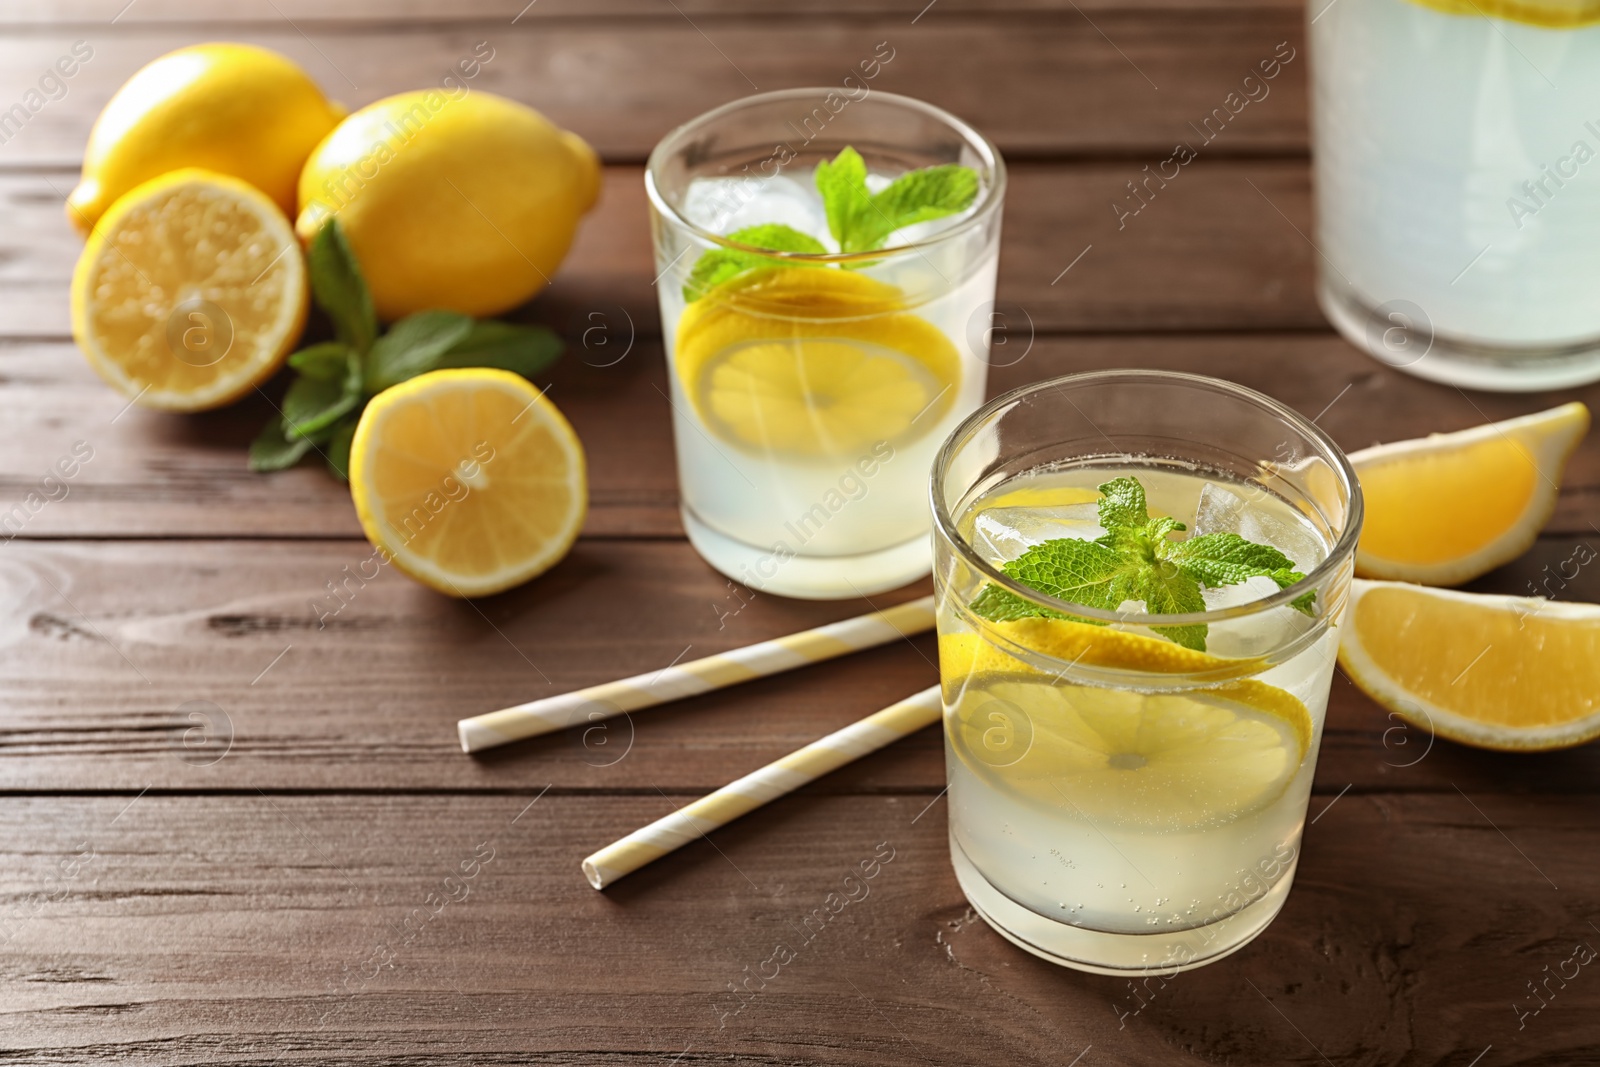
[647,88,1005,599]
[931,370,1363,974]
[1311,0,1600,390]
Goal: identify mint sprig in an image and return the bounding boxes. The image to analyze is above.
[682,146,979,301]
[250,219,564,480]
[969,476,1317,652]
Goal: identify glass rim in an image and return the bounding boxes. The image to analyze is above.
[929,369,1366,628]
[644,87,1008,265]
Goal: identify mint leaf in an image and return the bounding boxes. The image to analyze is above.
[683,224,827,302]
[968,584,1076,624]
[968,475,1321,651]
[1170,532,1317,617]
[283,348,361,439]
[1128,567,1208,652]
[436,320,564,378]
[308,219,377,355]
[1096,476,1151,531]
[814,146,874,252]
[366,310,473,392]
[678,147,980,300]
[850,164,979,252]
[248,419,313,472]
[1003,536,1135,613]
[288,341,354,380]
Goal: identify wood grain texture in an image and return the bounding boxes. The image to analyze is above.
[0,536,1596,793]
[1,793,1594,1065]
[4,3,1599,1063]
[2,333,1595,539]
[0,13,1306,165]
[0,160,1325,339]
[0,0,1306,25]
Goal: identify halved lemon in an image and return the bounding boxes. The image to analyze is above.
[1350,402,1588,586]
[1338,579,1600,751]
[949,675,1312,831]
[674,267,961,457]
[70,168,307,411]
[349,369,586,598]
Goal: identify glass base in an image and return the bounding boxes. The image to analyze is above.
[1319,275,1600,392]
[681,505,931,600]
[949,833,1291,976]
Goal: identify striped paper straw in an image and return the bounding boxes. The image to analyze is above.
[457,594,935,754]
[582,685,942,889]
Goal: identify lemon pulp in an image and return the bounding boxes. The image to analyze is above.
[674,267,961,458]
[1350,402,1588,585]
[1339,580,1600,750]
[70,168,307,411]
[949,673,1311,833]
[349,368,587,598]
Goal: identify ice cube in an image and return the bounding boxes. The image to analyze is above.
[681,175,831,245]
[1192,482,1327,573]
[1199,575,1283,612]
[971,504,1104,563]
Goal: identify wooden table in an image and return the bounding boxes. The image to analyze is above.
[3,2,1598,1063]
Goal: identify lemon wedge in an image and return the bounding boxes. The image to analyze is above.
[1338,579,1600,751]
[1351,403,1589,586]
[949,675,1312,831]
[349,369,586,598]
[70,168,307,412]
[674,267,961,457]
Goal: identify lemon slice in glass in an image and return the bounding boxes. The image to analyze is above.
[950,675,1312,832]
[674,267,961,458]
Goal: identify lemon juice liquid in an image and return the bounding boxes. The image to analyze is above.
[659,224,995,598]
[646,90,1006,600]
[940,463,1341,974]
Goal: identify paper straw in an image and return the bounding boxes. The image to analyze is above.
[582,684,942,889]
[458,594,935,753]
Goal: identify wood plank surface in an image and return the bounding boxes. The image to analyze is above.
[0,161,1326,339]
[0,536,1595,794]
[0,15,1307,167]
[0,0,1306,24]
[1,793,1594,1065]
[3,333,1595,540]
[4,1,1599,1063]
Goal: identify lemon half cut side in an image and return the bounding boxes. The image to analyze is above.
[349,369,587,598]
[70,168,307,412]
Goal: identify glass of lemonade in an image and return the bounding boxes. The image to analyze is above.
[1311,0,1600,390]
[930,371,1362,974]
[646,89,1005,599]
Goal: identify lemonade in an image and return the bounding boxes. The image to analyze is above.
[1311,0,1600,388]
[931,372,1362,974]
[647,90,1005,598]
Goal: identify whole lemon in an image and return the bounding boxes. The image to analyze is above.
[296,90,600,321]
[69,43,343,234]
